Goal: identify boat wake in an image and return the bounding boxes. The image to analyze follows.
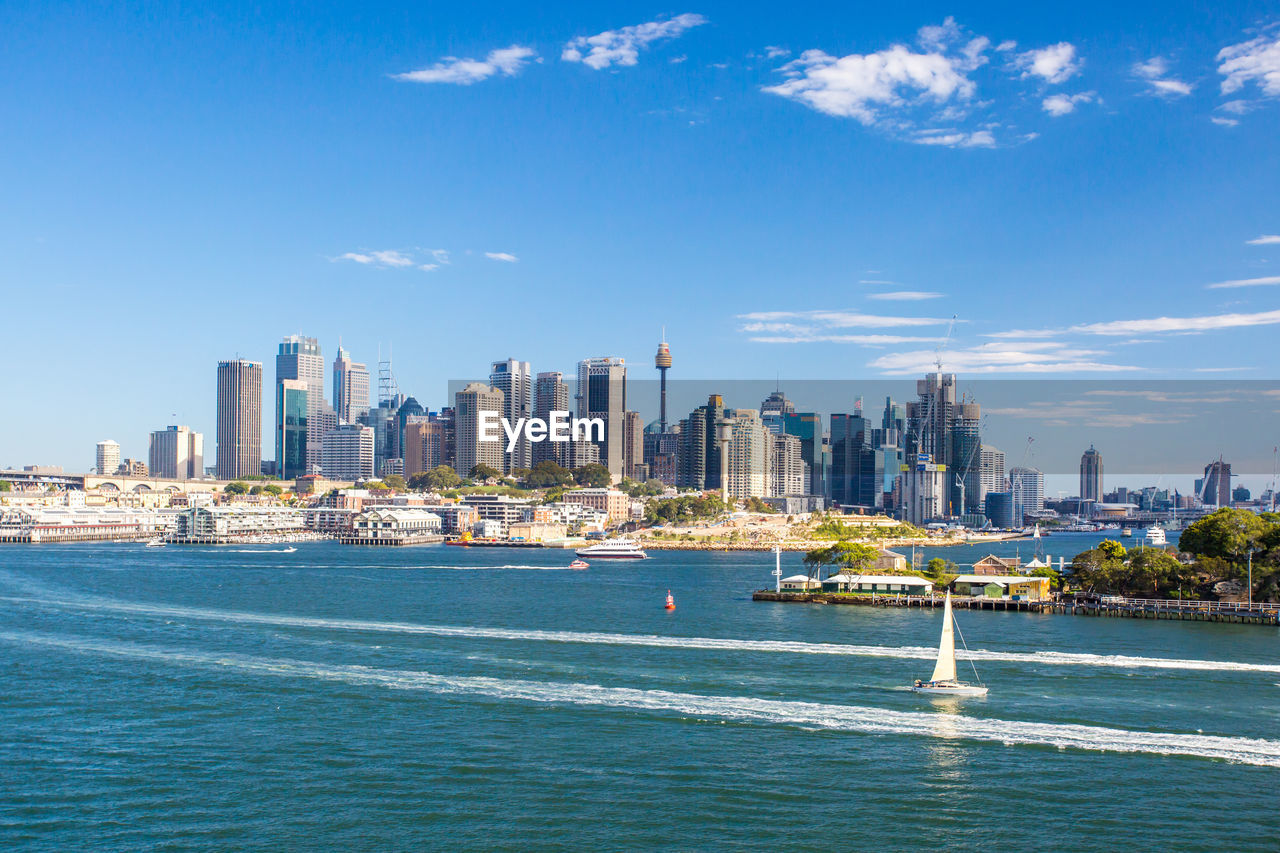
[2,588,1278,675]
[4,629,1278,767]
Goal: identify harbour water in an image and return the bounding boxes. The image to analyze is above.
[3,535,1278,851]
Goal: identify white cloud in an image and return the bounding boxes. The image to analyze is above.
[1132,56,1193,97]
[858,279,898,284]
[992,308,1280,336]
[866,291,944,300]
[995,40,1017,52]
[868,341,1138,374]
[1212,116,1240,127]
[1042,91,1095,116]
[911,129,996,147]
[562,14,707,70]
[1014,42,1081,84]
[739,310,952,329]
[1220,99,1251,114]
[763,45,790,59]
[1217,31,1280,97]
[747,333,946,345]
[762,20,987,127]
[1246,234,1280,245]
[1207,275,1280,289]
[393,45,537,85]
[428,249,451,264]
[485,252,519,262]
[334,250,416,269]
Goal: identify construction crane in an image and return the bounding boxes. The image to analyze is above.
[934,314,958,372]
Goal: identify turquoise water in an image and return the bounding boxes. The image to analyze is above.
[2,535,1278,851]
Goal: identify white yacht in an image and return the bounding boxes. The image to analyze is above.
[1145,526,1167,546]
[912,593,988,697]
[575,539,648,559]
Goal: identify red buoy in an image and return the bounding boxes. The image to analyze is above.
[664,590,675,611]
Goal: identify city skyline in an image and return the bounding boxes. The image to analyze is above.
[2,5,1279,469]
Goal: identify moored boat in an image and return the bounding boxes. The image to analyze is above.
[575,539,647,559]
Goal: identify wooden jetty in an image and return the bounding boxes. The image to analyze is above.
[752,591,1280,626]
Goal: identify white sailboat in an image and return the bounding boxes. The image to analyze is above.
[912,592,989,697]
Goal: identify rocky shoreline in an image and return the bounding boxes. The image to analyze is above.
[635,533,1027,552]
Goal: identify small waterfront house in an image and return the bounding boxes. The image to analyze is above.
[950,574,1050,601]
[875,549,909,572]
[822,574,934,594]
[779,574,822,592]
[971,554,1022,576]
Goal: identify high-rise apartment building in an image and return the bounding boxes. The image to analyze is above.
[276,379,309,480]
[724,408,768,499]
[96,440,120,476]
[533,372,570,467]
[1080,445,1103,502]
[489,359,533,473]
[623,410,645,481]
[321,424,374,481]
[216,359,262,479]
[771,432,805,497]
[1008,466,1044,522]
[576,357,626,481]
[276,335,325,471]
[332,345,370,425]
[979,445,1005,498]
[404,420,446,477]
[454,382,505,478]
[677,395,726,491]
[148,425,204,480]
[780,411,823,496]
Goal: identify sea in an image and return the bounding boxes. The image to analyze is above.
[2,531,1278,852]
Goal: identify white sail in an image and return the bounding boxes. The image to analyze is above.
[929,592,957,683]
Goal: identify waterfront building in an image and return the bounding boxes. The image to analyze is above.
[821,574,934,594]
[532,372,570,466]
[0,505,175,543]
[1080,445,1103,502]
[147,425,204,480]
[332,345,370,425]
[972,554,1023,575]
[561,488,630,523]
[344,508,443,545]
[950,575,1050,601]
[576,357,627,481]
[96,440,120,476]
[984,490,1015,528]
[321,424,374,481]
[170,505,306,543]
[489,359,533,473]
[276,336,326,471]
[275,379,309,480]
[454,383,505,478]
[1008,466,1045,522]
[979,445,1005,497]
[458,494,534,533]
[216,359,262,480]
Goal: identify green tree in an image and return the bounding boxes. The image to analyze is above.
[261,484,283,497]
[0,480,12,492]
[1069,546,1126,593]
[382,473,407,492]
[1097,539,1127,561]
[802,542,880,580]
[1126,548,1183,597]
[525,461,575,489]
[223,481,249,495]
[469,464,503,482]
[1179,508,1267,563]
[409,465,462,492]
[572,463,612,488]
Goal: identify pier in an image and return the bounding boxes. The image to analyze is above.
[752,591,1280,626]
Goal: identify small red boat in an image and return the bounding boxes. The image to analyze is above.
[569,559,589,569]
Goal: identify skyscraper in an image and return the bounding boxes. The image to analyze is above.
[1009,466,1045,522]
[1080,445,1103,502]
[771,433,804,497]
[905,373,982,516]
[96,439,120,476]
[276,378,309,480]
[533,372,570,466]
[276,335,325,471]
[979,445,1005,498]
[623,410,645,480]
[454,382,505,478]
[489,359,533,473]
[760,390,795,435]
[148,425,204,480]
[654,335,672,433]
[216,359,262,479]
[780,411,823,496]
[724,408,768,499]
[332,345,370,425]
[321,424,374,481]
[576,357,626,481]
[1202,458,1232,507]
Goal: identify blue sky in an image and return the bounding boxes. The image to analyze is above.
[2,2,1279,470]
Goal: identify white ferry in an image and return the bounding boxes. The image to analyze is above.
[1145,526,1167,546]
[575,539,648,559]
